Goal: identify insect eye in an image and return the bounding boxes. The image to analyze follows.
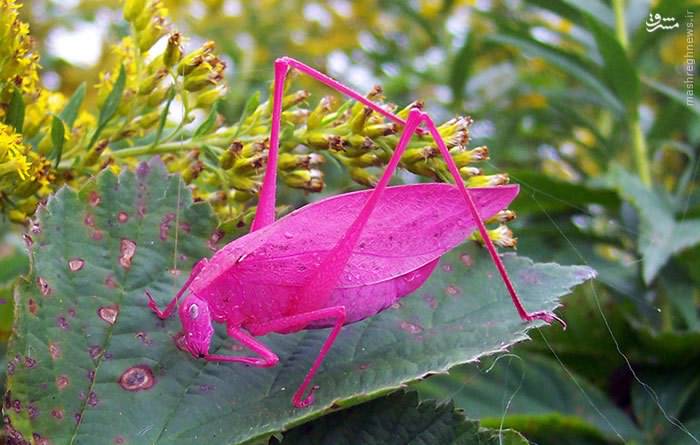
[188,304,199,319]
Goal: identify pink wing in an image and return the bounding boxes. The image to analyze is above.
[198,183,517,293]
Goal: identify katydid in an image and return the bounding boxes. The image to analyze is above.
[146,57,564,408]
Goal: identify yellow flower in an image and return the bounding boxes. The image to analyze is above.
[0,122,31,180]
[0,0,40,96]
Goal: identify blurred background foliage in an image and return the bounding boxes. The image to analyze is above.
[1,0,700,443]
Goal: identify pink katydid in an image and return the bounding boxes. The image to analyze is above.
[146,56,565,409]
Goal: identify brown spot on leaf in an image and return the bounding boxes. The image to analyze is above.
[119,239,136,269]
[37,277,51,296]
[135,331,152,345]
[56,375,69,390]
[28,298,38,315]
[118,211,129,223]
[27,403,38,419]
[51,408,64,420]
[23,357,36,369]
[48,342,61,360]
[160,213,176,240]
[56,315,69,330]
[445,284,461,297]
[91,230,104,241]
[98,305,119,325]
[87,391,98,407]
[421,294,438,310]
[68,258,85,272]
[208,229,224,251]
[119,365,156,391]
[88,345,103,360]
[459,253,474,267]
[88,191,101,207]
[399,320,424,335]
[104,275,118,288]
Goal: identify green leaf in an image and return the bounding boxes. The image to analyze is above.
[59,82,87,128]
[88,65,126,149]
[509,171,620,215]
[631,368,700,445]
[526,0,615,28]
[448,30,476,104]
[586,17,640,112]
[192,101,219,138]
[4,158,593,444]
[415,354,643,444]
[5,88,25,132]
[275,391,529,445]
[642,76,700,117]
[487,34,625,115]
[612,165,700,283]
[50,115,66,167]
[151,86,177,149]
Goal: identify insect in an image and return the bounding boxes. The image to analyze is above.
[146,57,564,408]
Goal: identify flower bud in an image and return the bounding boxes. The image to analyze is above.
[195,86,225,108]
[307,96,334,130]
[349,167,377,187]
[163,32,183,67]
[402,146,437,165]
[282,90,310,109]
[183,160,204,183]
[219,141,242,169]
[486,210,516,224]
[466,173,509,187]
[123,0,147,22]
[284,169,323,192]
[138,17,167,52]
[363,123,397,138]
[351,107,372,134]
[177,41,215,76]
[471,224,517,249]
[138,68,167,95]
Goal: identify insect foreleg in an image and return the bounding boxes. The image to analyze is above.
[145,257,208,319]
[204,325,279,367]
[246,306,347,408]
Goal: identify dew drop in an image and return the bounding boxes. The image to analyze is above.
[84,213,95,227]
[283,231,294,239]
[117,211,129,223]
[68,258,85,272]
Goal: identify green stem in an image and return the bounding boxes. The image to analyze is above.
[612,0,629,49]
[631,119,652,186]
[612,0,652,186]
[111,138,226,158]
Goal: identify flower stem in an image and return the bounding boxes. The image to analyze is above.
[612,0,652,186]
